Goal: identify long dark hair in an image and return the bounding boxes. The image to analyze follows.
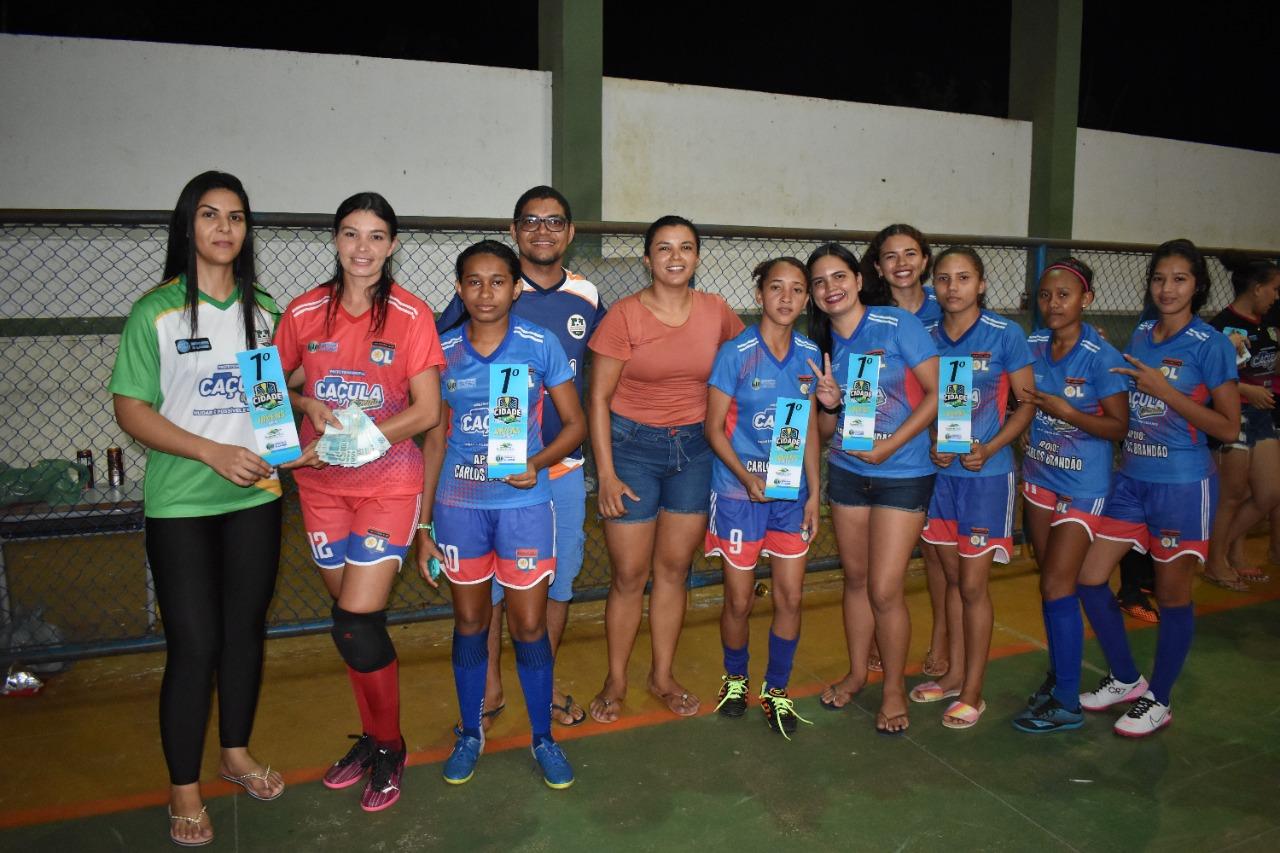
[805,242,867,356]
[1144,238,1212,314]
[325,192,398,335]
[162,171,262,349]
[860,223,932,308]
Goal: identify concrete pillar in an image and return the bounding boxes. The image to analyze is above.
[1009,0,1083,239]
[539,0,603,223]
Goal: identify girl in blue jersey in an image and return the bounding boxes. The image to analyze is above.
[862,224,948,679]
[1076,239,1239,737]
[704,257,822,738]
[417,240,586,787]
[806,243,939,735]
[1011,259,1129,734]
[914,247,1035,729]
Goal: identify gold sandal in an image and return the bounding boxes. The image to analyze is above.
[168,805,212,847]
[219,765,284,801]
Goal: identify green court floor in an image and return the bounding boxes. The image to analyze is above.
[6,600,1279,852]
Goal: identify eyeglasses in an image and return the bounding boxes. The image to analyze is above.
[516,215,568,233]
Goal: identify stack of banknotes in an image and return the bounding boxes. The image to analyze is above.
[317,406,392,467]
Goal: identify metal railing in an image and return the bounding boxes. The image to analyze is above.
[0,210,1266,664]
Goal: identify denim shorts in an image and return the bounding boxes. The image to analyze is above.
[826,464,935,513]
[1224,406,1278,450]
[607,413,712,523]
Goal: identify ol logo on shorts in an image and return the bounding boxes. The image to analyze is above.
[515,548,538,572]
[1159,530,1180,549]
[969,527,989,547]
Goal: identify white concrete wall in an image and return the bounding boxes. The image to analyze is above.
[602,78,1034,236]
[0,35,551,216]
[1073,129,1280,250]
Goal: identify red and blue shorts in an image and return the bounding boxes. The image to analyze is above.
[922,471,1016,564]
[433,502,556,590]
[1022,482,1108,541]
[1095,471,1217,563]
[298,488,421,570]
[704,490,810,571]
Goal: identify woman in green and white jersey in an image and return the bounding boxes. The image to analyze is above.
[111,172,288,847]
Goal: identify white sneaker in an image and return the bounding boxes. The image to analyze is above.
[1079,672,1149,711]
[1113,691,1172,737]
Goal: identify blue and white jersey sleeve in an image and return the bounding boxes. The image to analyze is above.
[829,307,936,478]
[1121,318,1238,483]
[436,317,566,509]
[1023,323,1125,499]
[931,311,1031,478]
[709,327,819,500]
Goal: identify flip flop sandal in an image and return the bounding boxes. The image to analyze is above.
[922,649,949,677]
[218,765,284,801]
[941,699,987,729]
[909,681,961,704]
[551,694,587,727]
[169,806,213,847]
[819,684,857,711]
[867,655,884,673]
[1234,566,1271,582]
[453,702,507,736]
[590,695,623,724]
[1201,573,1249,592]
[650,686,700,717]
[875,712,910,737]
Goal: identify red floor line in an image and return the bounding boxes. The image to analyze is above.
[2,581,1276,831]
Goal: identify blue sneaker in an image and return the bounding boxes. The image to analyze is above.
[1011,696,1085,734]
[532,740,575,789]
[443,734,483,785]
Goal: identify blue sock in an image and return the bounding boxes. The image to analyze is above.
[452,629,489,739]
[1040,599,1056,675]
[514,634,555,746]
[763,631,799,691]
[1149,604,1194,706]
[723,642,749,677]
[1043,595,1083,709]
[1077,582,1140,684]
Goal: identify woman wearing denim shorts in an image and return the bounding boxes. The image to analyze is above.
[585,215,745,723]
[1204,253,1280,589]
[806,243,939,735]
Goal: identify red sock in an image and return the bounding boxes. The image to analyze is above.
[348,660,401,746]
[345,665,374,733]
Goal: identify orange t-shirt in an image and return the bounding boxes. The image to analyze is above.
[588,289,744,426]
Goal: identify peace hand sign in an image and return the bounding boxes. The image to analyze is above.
[1111,354,1176,401]
[806,353,842,411]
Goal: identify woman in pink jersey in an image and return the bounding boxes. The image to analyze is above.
[275,192,445,812]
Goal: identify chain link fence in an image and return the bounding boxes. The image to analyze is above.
[0,211,1259,664]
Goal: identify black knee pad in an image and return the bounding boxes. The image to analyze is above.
[330,604,396,672]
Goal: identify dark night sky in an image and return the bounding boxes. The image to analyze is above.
[4,1,1277,154]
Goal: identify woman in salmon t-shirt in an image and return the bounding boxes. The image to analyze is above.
[586,215,745,723]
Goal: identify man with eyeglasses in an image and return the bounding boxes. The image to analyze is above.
[436,185,607,730]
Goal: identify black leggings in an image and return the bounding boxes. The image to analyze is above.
[146,499,282,785]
